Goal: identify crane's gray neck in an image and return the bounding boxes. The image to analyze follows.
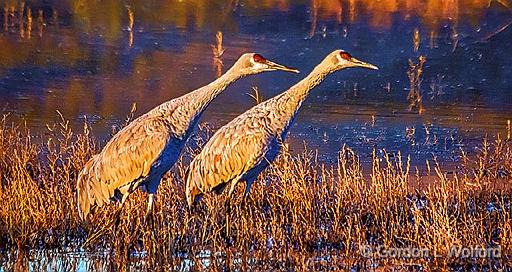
[185,65,243,113]
[279,61,333,112]
[154,65,246,136]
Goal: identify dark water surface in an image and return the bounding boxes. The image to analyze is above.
[1,0,511,165]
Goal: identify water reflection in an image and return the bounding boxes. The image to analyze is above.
[0,0,511,165]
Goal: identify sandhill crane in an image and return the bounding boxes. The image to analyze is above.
[185,50,378,206]
[76,53,299,220]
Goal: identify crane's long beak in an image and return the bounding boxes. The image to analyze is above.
[351,57,379,70]
[265,60,300,73]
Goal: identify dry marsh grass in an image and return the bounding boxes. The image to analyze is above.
[0,114,511,271]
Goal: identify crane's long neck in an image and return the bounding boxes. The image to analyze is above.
[185,66,243,114]
[155,66,245,137]
[278,62,332,117]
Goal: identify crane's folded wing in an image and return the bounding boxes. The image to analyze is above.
[86,117,170,206]
[192,116,274,193]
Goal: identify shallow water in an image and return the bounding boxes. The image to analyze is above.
[0,0,511,165]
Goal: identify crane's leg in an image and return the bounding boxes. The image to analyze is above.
[237,177,257,212]
[82,192,130,249]
[224,196,232,245]
[146,193,155,220]
[111,193,131,248]
[145,193,159,243]
[227,180,238,199]
[224,181,238,245]
[242,178,255,203]
[113,193,130,229]
[143,175,161,222]
[143,174,163,243]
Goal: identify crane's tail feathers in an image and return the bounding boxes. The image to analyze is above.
[77,158,107,220]
[185,166,201,208]
[76,162,92,220]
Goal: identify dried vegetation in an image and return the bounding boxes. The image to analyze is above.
[0,114,511,271]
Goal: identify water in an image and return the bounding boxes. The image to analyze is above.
[0,0,511,166]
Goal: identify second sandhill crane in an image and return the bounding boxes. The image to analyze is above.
[76,53,298,220]
[186,50,378,206]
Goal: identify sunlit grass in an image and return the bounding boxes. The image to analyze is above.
[508,120,510,140]
[246,86,262,105]
[0,114,510,270]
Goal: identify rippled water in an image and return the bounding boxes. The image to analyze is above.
[0,0,511,165]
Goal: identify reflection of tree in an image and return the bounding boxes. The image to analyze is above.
[0,0,507,130]
[305,0,492,37]
[308,0,342,38]
[212,31,225,78]
[0,0,498,41]
[0,0,504,72]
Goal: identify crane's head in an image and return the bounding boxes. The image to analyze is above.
[329,50,379,71]
[235,53,300,75]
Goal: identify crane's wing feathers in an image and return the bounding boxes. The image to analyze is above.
[188,110,275,196]
[77,115,171,218]
[98,118,169,189]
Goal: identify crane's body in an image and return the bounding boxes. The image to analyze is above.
[186,50,378,206]
[76,53,298,219]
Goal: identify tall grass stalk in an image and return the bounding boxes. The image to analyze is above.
[0,115,510,270]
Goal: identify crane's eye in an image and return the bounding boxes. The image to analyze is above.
[253,54,266,63]
[339,52,352,60]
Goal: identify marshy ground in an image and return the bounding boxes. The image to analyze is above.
[0,117,511,270]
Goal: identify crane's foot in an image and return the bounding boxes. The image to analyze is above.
[144,194,154,227]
